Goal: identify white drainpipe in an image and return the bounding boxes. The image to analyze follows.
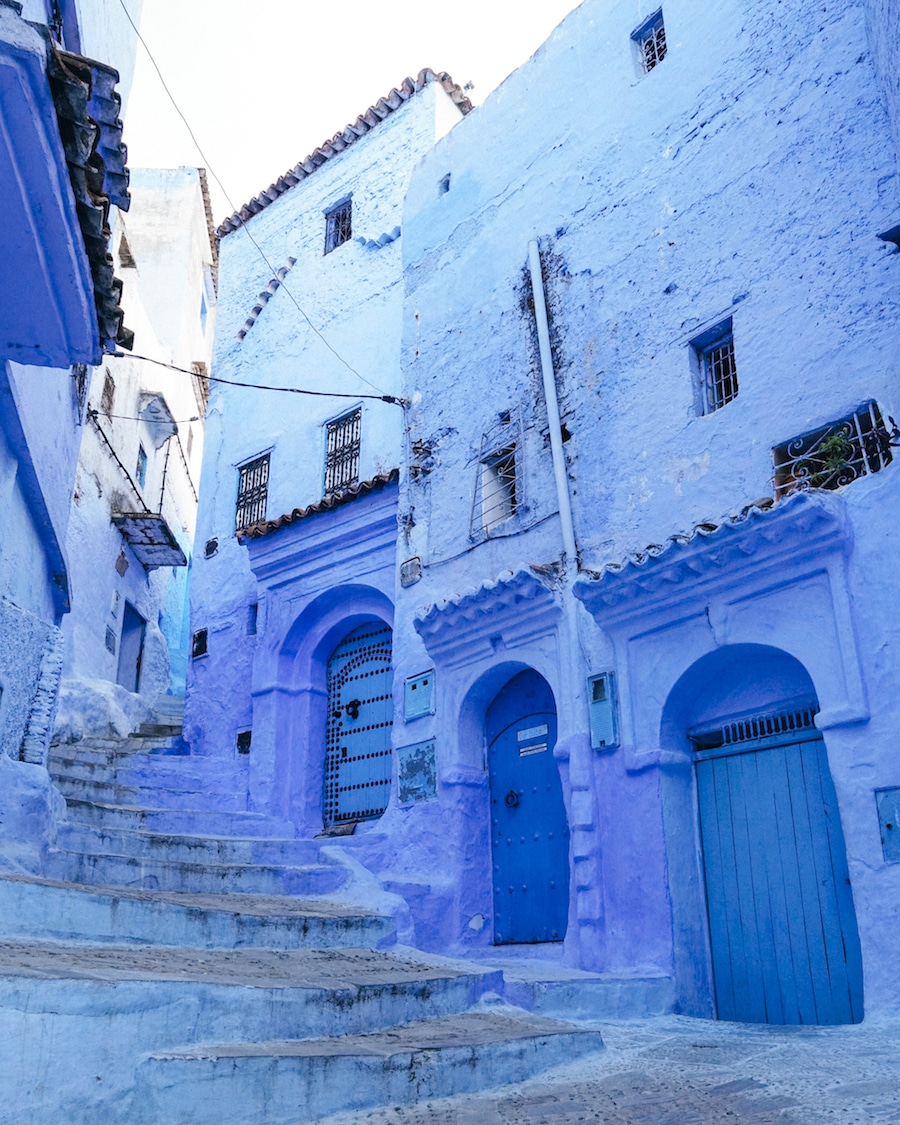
[528,239,578,566]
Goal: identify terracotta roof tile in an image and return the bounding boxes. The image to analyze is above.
[217,70,472,238]
[239,469,399,540]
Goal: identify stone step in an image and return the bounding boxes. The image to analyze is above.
[137,722,184,738]
[61,797,295,838]
[0,873,395,951]
[0,941,501,1124]
[48,754,215,788]
[52,773,249,812]
[50,735,189,765]
[55,823,324,867]
[43,848,347,897]
[131,1003,604,1124]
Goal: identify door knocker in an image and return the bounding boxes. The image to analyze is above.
[345,699,361,720]
[504,789,521,808]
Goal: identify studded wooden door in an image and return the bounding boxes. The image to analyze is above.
[324,621,393,827]
[487,670,569,944]
[695,707,864,1024]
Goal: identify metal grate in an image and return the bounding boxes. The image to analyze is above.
[479,445,517,532]
[773,401,897,497]
[235,453,270,531]
[325,198,352,254]
[690,702,819,754]
[324,621,393,826]
[634,11,667,73]
[703,335,738,412]
[325,409,361,496]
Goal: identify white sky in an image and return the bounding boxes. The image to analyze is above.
[123,0,582,222]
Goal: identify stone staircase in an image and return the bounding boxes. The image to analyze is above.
[0,713,606,1123]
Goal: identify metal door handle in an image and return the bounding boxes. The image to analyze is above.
[504,790,520,808]
[345,699,361,720]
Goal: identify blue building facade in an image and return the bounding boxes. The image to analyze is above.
[188,0,900,1023]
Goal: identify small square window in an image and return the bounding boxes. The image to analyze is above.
[136,444,148,488]
[692,319,737,414]
[236,453,270,532]
[480,445,517,532]
[191,628,208,659]
[325,409,361,495]
[632,9,667,74]
[325,197,352,254]
[236,730,252,754]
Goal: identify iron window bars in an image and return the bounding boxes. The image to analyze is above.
[470,412,524,538]
[325,408,362,496]
[692,319,738,414]
[325,197,352,255]
[633,9,667,73]
[773,401,898,497]
[235,453,270,531]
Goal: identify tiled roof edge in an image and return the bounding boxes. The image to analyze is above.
[239,469,399,540]
[217,70,472,238]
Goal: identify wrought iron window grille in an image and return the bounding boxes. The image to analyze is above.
[235,453,270,532]
[470,412,526,539]
[135,444,147,489]
[325,408,362,496]
[691,319,737,414]
[325,197,353,255]
[633,9,667,74]
[773,401,899,498]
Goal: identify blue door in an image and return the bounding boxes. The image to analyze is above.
[324,621,393,827]
[696,721,864,1024]
[487,670,569,944]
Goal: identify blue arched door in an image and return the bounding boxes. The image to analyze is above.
[324,621,393,827]
[693,703,864,1024]
[486,670,569,944]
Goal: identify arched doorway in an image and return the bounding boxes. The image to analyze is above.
[323,620,393,828]
[667,646,864,1024]
[486,669,569,944]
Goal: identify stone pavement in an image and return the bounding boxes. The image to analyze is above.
[316,1014,900,1125]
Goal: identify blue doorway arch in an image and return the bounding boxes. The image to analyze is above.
[486,669,569,944]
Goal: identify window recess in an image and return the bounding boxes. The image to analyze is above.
[773,401,898,498]
[633,9,667,74]
[325,408,361,496]
[235,453,270,532]
[470,412,524,538]
[691,318,737,415]
[324,197,352,254]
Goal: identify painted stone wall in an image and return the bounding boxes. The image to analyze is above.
[391,0,900,1010]
[185,81,465,761]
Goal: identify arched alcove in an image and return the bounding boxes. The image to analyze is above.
[659,644,863,1025]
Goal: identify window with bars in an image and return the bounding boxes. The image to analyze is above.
[135,444,147,488]
[692,319,738,414]
[480,446,517,532]
[325,409,361,496]
[325,197,353,255]
[633,9,667,74]
[235,453,270,531]
[773,401,896,497]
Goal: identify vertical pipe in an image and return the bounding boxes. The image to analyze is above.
[528,239,578,565]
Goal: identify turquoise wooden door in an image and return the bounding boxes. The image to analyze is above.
[324,621,393,827]
[487,670,569,945]
[695,720,864,1024]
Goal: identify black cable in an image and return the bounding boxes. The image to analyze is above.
[115,0,389,397]
[119,352,407,406]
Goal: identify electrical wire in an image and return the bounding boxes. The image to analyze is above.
[119,351,406,405]
[115,0,389,398]
[93,410,201,424]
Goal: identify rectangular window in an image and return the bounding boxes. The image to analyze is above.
[236,453,270,531]
[135,444,147,488]
[773,401,895,497]
[324,197,352,255]
[633,9,667,73]
[480,445,517,532]
[100,371,115,418]
[692,319,737,414]
[325,409,361,495]
[191,628,208,659]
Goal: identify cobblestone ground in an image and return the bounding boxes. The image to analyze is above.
[315,1015,900,1125]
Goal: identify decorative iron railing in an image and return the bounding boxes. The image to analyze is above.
[772,401,898,498]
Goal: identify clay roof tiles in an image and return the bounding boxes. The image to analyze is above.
[217,70,472,238]
[239,469,399,540]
